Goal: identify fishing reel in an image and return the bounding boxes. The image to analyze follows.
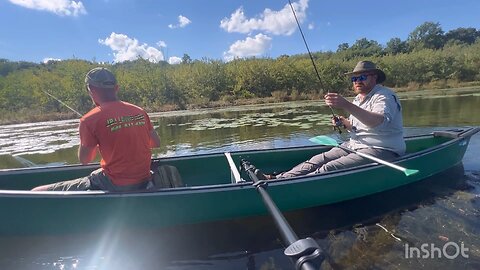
[332,115,345,134]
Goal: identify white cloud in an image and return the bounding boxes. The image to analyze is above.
[308,23,314,30]
[42,57,61,63]
[168,15,192,29]
[157,40,167,48]
[223,33,272,61]
[178,15,191,27]
[99,32,164,63]
[220,0,308,36]
[168,56,182,65]
[9,0,86,16]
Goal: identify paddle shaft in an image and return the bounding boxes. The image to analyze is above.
[309,135,418,176]
[337,145,407,172]
[242,161,321,270]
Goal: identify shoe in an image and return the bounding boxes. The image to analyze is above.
[254,169,275,180]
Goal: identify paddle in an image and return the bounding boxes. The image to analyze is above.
[241,159,326,270]
[309,135,419,176]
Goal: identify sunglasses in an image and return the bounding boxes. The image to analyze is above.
[351,74,374,82]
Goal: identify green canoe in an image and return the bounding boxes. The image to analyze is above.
[0,127,478,235]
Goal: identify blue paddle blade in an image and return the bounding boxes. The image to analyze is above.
[309,135,340,146]
[404,169,419,176]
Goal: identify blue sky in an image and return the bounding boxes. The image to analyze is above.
[1,0,480,64]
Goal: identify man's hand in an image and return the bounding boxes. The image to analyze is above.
[324,93,351,110]
[326,93,384,128]
[332,115,352,131]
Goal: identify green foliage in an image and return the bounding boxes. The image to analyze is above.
[0,59,38,76]
[0,22,479,122]
[385,38,409,55]
[407,21,445,50]
[181,54,192,64]
[445,27,480,45]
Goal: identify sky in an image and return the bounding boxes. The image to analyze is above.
[1,0,480,64]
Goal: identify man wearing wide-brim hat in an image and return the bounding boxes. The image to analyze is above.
[258,60,405,179]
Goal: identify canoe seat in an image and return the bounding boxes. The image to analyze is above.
[433,129,463,138]
[151,165,184,188]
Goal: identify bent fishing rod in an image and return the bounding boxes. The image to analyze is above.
[287,0,343,133]
[40,89,83,117]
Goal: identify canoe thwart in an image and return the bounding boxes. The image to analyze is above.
[225,152,244,183]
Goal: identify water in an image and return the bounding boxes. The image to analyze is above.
[0,94,479,269]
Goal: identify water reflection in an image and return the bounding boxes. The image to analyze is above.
[1,95,480,169]
[402,95,480,127]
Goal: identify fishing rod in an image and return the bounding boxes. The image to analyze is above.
[40,89,83,117]
[287,0,343,134]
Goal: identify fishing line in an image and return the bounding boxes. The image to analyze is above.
[287,0,343,133]
[40,89,82,117]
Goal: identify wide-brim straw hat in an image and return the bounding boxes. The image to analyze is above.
[345,60,386,83]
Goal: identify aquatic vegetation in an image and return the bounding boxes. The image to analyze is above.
[183,108,332,131]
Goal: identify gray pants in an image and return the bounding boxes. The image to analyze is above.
[276,146,398,179]
[43,168,152,192]
[40,165,183,192]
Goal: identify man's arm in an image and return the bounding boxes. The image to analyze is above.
[78,145,97,165]
[149,129,161,148]
[342,102,384,127]
[325,93,384,128]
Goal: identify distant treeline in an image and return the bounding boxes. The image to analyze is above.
[0,22,479,123]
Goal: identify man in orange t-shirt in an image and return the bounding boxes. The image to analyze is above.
[32,67,161,192]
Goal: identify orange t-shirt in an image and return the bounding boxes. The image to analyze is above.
[79,101,154,186]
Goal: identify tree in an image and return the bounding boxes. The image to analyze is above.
[407,22,445,50]
[336,43,349,52]
[349,38,383,57]
[181,54,192,64]
[0,59,38,76]
[445,27,480,45]
[385,37,409,55]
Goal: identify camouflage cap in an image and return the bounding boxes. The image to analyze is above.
[85,67,117,89]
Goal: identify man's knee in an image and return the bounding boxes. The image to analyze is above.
[316,161,343,174]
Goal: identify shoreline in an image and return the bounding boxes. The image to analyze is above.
[1,86,479,126]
